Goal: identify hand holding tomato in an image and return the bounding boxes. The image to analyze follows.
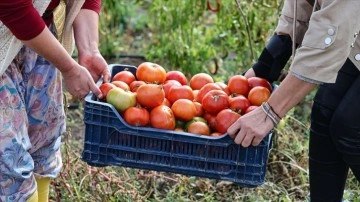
[227,105,274,147]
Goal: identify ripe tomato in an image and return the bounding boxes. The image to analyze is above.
[184,116,207,132]
[247,86,271,106]
[193,101,204,117]
[228,75,250,96]
[203,111,217,131]
[162,80,182,97]
[162,98,171,107]
[193,90,199,101]
[112,70,136,85]
[216,81,230,95]
[248,77,272,92]
[136,62,167,84]
[245,105,258,114]
[202,90,229,114]
[99,82,116,98]
[210,132,223,137]
[123,106,150,127]
[189,73,214,90]
[174,127,184,132]
[150,105,176,130]
[229,94,251,115]
[187,121,210,136]
[136,84,165,108]
[166,70,188,85]
[215,109,241,134]
[196,83,222,103]
[171,99,197,121]
[111,80,130,91]
[129,80,146,92]
[166,85,194,104]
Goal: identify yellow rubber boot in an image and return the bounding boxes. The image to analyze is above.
[26,190,38,202]
[36,177,51,202]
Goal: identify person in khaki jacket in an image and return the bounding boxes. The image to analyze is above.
[0,0,110,201]
[227,0,360,201]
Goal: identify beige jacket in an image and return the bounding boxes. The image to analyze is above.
[0,0,85,75]
[275,0,360,83]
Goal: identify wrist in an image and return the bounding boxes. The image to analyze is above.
[59,59,78,74]
[261,101,282,126]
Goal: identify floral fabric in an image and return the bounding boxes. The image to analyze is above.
[0,43,65,201]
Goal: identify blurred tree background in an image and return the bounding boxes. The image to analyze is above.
[98,0,281,79]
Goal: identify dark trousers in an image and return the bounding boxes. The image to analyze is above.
[309,59,360,202]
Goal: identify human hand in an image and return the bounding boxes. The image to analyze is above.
[227,106,274,147]
[243,68,256,78]
[78,50,111,83]
[61,64,103,99]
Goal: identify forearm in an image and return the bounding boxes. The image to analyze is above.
[267,73,317,117]
[73,9,100,57]
[22,27,77,73]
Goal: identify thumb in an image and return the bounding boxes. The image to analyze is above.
[89,80,103,99]
[102,68,111,83]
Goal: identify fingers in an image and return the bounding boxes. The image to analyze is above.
[227,119,241,139]
[244,68,256,78]
[89,80,103,99]
[102,68,111,83]
[251,137,262,147]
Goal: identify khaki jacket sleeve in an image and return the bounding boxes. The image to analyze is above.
[275,0,313,45]
[290,0,360,83]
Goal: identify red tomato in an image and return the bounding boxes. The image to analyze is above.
[216,82,230,95]
[162,79,182,97]
[123,106,150,127]
[247,86,271,106]
[136,84,165,108]
[129,80,146,92]
[166,85,194,104]
[111,80,130,91]
[228,75,250,96]
[196,83,222,103]
[248,77,272,92]
[215,109,241,134]
[203,111,217,131]
[150,105,176,130]
[229,94,251,115]
[162,98,171,107]
[99,82,116,98]
[112,70,136,85]
[193,101,204,117]
[202,90,229,114]
[171,99,197,121]
[166,70,188,85]
[187,121,210,136]
[189,73,214,90]
[136,62,167,84]
[193,90,199,101]
[245,105,258,114]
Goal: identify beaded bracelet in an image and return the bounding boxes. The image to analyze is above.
[261,102,281,126]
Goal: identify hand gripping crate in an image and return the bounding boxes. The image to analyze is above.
[81,64,273,187]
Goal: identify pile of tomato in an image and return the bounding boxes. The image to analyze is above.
[99,62,272,137]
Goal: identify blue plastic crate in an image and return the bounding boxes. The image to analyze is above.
[81,64,272,187]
